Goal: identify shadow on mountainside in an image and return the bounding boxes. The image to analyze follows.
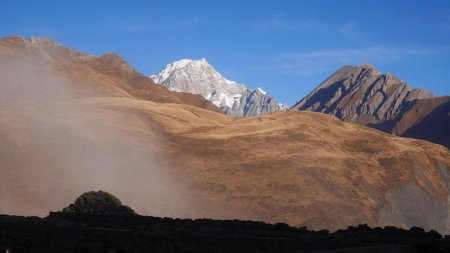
[402,100,450,149]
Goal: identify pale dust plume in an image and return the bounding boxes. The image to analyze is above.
[0,51,190,217]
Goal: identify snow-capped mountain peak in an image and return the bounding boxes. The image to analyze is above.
[256,87,267,95]
[150,59,288,117]
[150,59,194,84]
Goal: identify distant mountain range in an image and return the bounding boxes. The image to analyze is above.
[291,64,450,149]
[150,58,288,117]
[150,59,449,149]
[0,36,449,234]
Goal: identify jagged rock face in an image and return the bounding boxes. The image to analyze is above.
[291,64,450,149]
[291,64,434,125]
[224,88,286,117]
[151,59,288,117]
[62,191,135,216]
[151,58,247,101]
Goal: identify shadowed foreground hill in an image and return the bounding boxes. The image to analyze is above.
[1,191,449,253]
[0,36,449,234]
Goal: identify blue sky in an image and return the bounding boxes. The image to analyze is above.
[2,0,450,105]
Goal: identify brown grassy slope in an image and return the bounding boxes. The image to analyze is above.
[3,95,449,232]
[0,36,449,234]
[157,104,450,232]
[0,36,220,112]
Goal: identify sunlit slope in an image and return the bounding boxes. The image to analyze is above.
[131,99,450,232]
[0,36,449,234]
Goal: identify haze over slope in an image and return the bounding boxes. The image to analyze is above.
[0,36,222,218]
[291,64,450,149]
[0,36,450,234]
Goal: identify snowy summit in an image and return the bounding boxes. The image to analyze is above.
[150,58,288,117]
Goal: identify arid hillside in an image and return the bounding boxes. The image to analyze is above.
[0,36,449,234]
[0,36,220,112]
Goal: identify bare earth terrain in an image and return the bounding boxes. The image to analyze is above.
[0,36,449,234]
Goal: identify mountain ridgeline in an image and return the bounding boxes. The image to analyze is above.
[151,58,288,117]
[291,64,450,149]
[0,36,450,236]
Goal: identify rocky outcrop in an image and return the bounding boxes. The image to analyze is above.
[151,58,287,117]
[291,64,433,125]
[62,191,135,216]
[291,64,449,149]
[223,88,286,117]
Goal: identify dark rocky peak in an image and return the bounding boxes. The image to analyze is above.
[310,65,358,92]
[359,63,380,74]
[360,63,375,69]
[292,63,434,125]
[290,63,450,149]
[62,191,135,216]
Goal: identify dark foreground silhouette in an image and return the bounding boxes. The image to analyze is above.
[1,191,449,253]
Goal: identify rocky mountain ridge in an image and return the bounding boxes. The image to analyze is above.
[62,190,135,216]
[0,36,220,112]
[151,58,288,117]
[1,36,449,234]
[291,64,449,149]
[291,64,434,124]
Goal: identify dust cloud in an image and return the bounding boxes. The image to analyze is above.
[0,50,191,217]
